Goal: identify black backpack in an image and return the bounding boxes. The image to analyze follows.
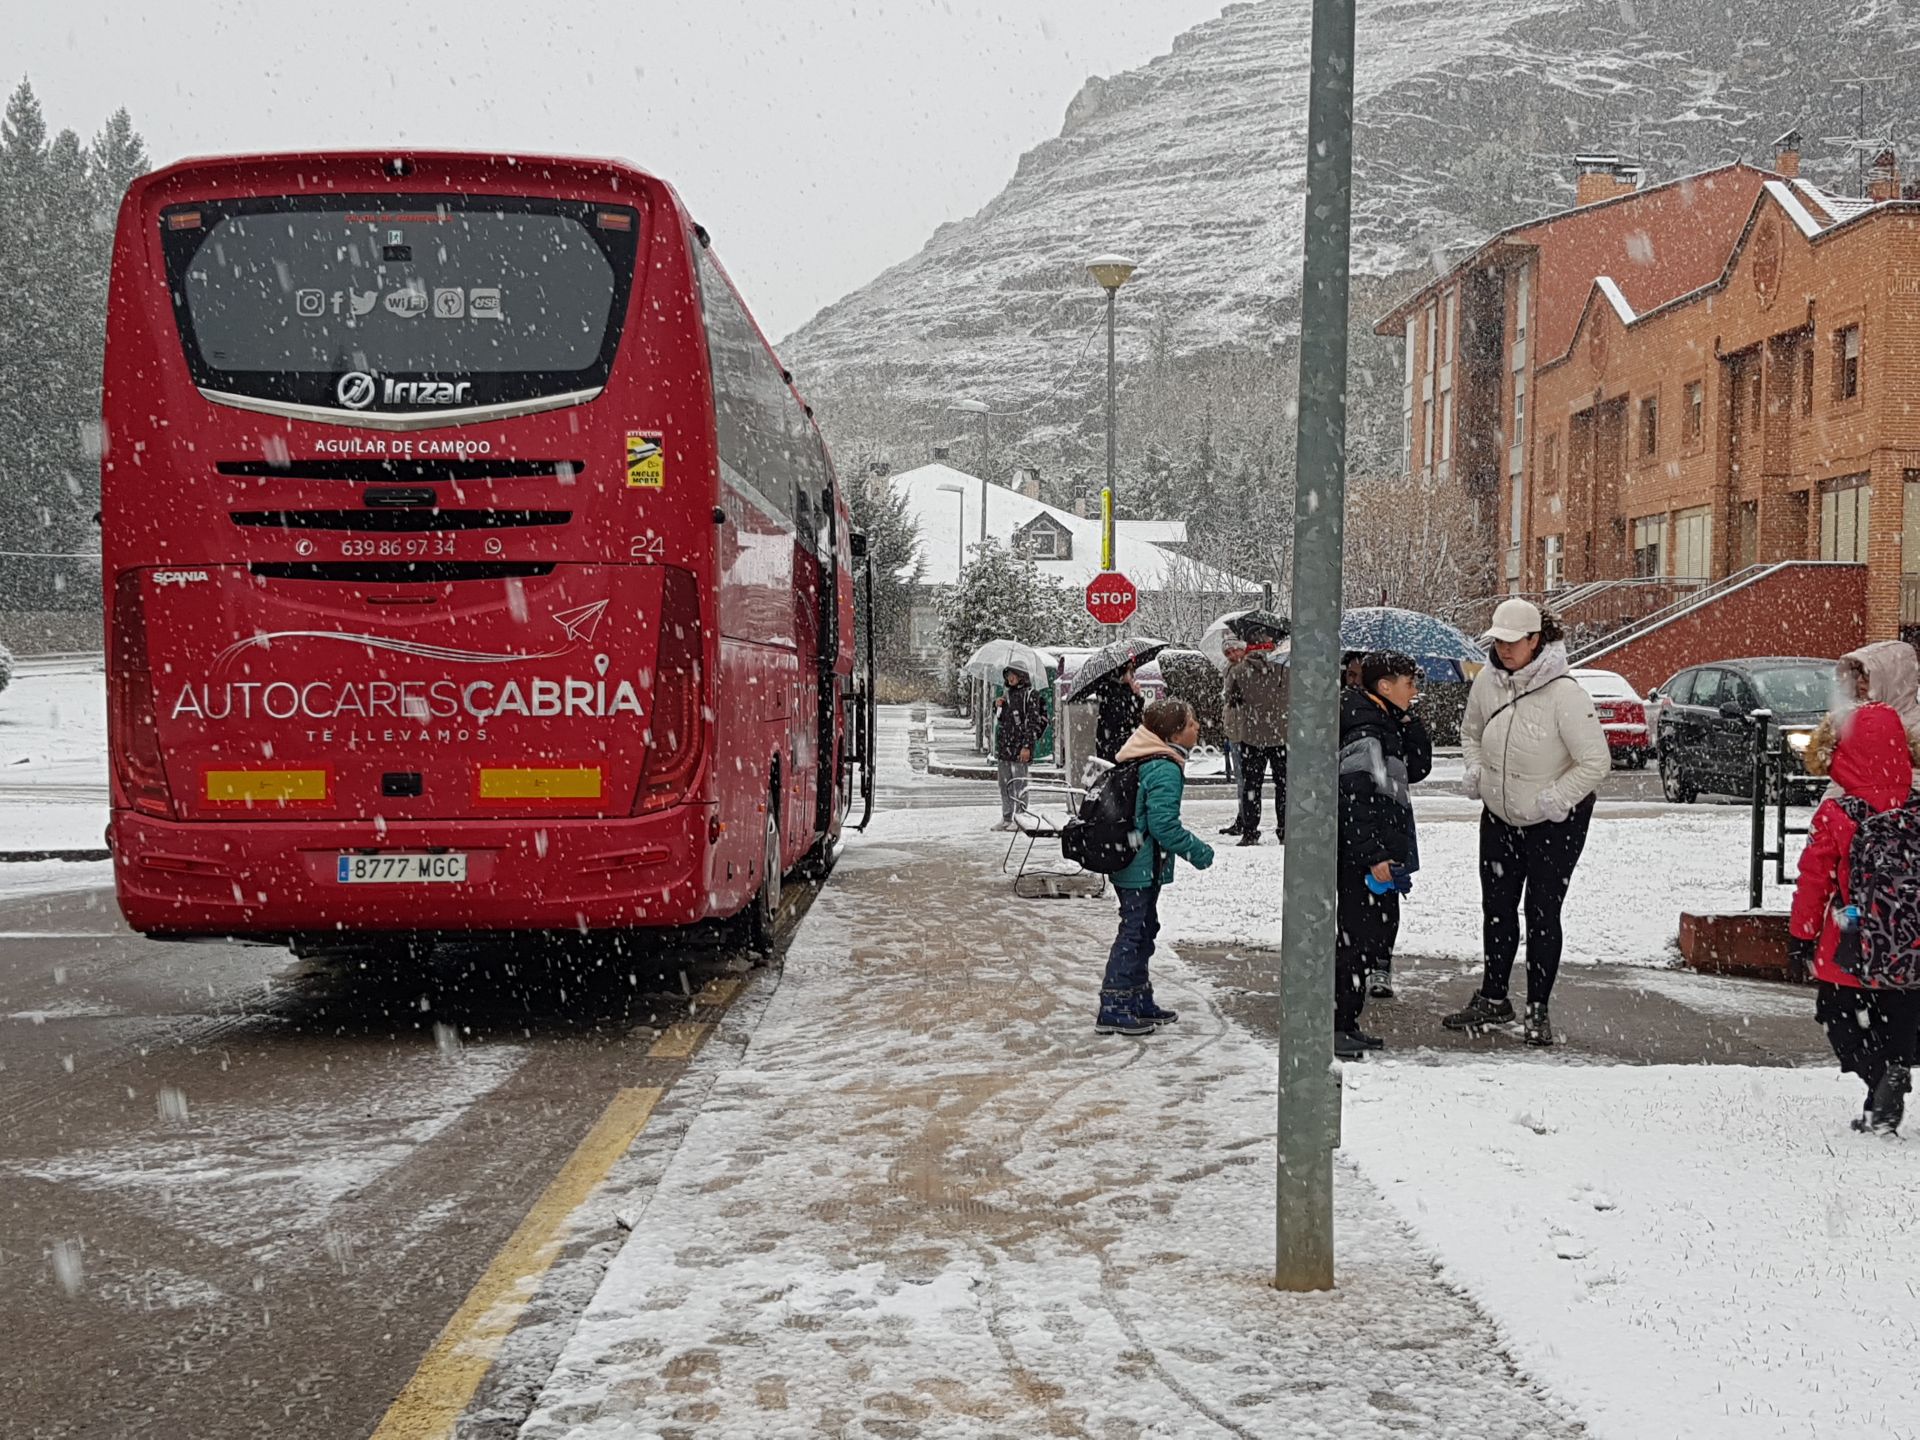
[1061,758,1153,874]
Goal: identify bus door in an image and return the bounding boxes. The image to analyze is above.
[810,483,840,838]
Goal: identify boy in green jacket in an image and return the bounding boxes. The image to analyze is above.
[1097,696,1217,1035]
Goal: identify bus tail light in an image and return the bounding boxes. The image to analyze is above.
[110,572,174,819]
[634,570,704,814]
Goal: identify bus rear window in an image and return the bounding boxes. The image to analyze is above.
[161,195,639,417]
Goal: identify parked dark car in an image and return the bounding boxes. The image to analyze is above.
[1648,657,1833,804]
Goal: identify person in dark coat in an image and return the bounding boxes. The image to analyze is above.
[992,665,1050,831]
[1224,634,1290,844]
[1093,661,1145,763]
[1334,651,1432,1058]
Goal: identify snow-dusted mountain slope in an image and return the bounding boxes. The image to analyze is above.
[783,0,1917,425]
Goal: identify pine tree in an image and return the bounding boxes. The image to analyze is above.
[937,539,1092,690]
[0,83,148,609]
[846,472,921,674]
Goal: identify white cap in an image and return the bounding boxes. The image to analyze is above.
[1481,598,1543,644]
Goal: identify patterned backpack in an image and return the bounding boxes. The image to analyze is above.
[1837,797,1920,989]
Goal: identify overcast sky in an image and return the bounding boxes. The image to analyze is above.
[14,0,1227,340]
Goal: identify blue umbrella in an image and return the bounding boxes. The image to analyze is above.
[1337,607,1484,665]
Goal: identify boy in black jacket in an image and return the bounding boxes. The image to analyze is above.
[1335,651,1432,1058]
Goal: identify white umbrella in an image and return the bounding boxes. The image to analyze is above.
[963,639,1051,686]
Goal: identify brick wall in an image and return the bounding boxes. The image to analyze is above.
[1578,561,1867,694]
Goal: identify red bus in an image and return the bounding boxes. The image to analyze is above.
[101,151,872,951]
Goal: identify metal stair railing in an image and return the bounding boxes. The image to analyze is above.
[1570,562,1794,665]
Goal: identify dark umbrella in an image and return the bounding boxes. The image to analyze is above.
[1062,635,1170,704]
[1199,608,1292,670]
[1336,607,1484,664]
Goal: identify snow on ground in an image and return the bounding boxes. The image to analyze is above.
[1343,1063,1920,1440]
[1159,804,1762,967]
[0,666,108,851]
[520,818,1583,1439]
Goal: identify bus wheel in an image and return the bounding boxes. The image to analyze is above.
[745,811,781,961]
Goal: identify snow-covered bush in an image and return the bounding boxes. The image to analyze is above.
[0,641,13,699]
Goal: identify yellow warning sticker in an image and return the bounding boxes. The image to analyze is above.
[625,431,665,488]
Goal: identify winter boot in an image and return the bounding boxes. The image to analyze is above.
[1367,969,1395,1001]
[1333,1030,1371,1060]
[1442,992,1516,1031]
[1219,822,1245,837]
[1095,989,1154,1037]
[1137,988,1179,1026]
[1523,1002,1555,1047]
[1236,833,1261,847]
[1870,1061,1910,1136]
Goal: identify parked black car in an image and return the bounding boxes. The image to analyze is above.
[1648,656,1833,804]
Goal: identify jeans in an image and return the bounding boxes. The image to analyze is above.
[1100,884,1162,1008]
[1479,793,1595,1005]
[1238,744,1288,835]
[996,759,1029,821]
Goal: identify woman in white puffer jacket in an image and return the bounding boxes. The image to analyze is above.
[1442,600,1610,1047]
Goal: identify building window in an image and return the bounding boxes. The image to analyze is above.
[1801,343,1815,415]
[1544,432,1559,487]
[1750,371,1763,422]
[1542,533,1564,591]
[1517,268,1530,337]
[1631,514,1669,577]
[1682,380,1704,446]
[1513,390,1527,450]
[1836,325,1862,401]
[1673,506,1712,578]
[1422,399,1434,473]
[1028,528,1059,559]
[1441,288,1455,363]
[1737,501,1759,569]
[1510,472,1525,545]
[1440,388,1454,464]
[1820,475,1872,562]
[1639,395,1659,458]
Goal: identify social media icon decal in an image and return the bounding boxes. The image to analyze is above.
[468,287,503,319]
[384,286,428,318]
[295,288,325,316]
[349,289,378,317]
[433,288,465,319]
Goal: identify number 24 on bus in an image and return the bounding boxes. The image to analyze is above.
[1085,572,1137,625]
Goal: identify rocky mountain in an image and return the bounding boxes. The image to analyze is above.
[785,0,1920,498]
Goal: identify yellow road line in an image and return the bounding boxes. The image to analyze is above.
[648,1020,708,1059]
[647,977,742,1059]
[369,1086,663,1440]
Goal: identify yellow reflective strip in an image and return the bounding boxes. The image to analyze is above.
[204,769,327,802]
[477,767,602,800]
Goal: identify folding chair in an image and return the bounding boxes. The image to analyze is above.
[1002,759,1109,899]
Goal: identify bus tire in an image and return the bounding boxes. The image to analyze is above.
[744,809,781,961]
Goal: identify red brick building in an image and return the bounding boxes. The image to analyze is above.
[1378,143,1918,645]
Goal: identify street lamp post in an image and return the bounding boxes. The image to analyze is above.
[949,400,991,548]
[1086,254,1137,573]
[1276,0,1358,1293]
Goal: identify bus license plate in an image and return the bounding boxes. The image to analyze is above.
[336,854,468,884]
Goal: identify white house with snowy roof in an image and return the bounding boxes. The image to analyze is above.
[888,463,1259,655]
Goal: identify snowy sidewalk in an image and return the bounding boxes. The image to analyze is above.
[520,808,1580,1439]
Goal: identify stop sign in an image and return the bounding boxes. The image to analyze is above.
[1085,570,1138,625]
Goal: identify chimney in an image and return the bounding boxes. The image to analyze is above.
[1573,154,1644,208]
[1073,494,1092,518]
[1869,147,1900,203]
[1013,466,1042,499]
[1773,128,1802,179]
[931,445,950,461]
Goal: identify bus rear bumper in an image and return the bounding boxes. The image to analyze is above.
[110,808,718,937]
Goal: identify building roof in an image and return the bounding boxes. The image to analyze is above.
[890,463,1251,593]
[1374,161,1778,361]
[1537,180,1920,377]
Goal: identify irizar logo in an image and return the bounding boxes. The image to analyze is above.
[336,371,377,409]
[334,372,474,410]
[383,378,473,406]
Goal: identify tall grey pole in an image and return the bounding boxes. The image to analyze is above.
[980,413,989,549]
[1103,287,1117,571]
[1275,0,1356,1293]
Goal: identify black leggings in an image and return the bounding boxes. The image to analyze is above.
[1479,794,1595,1005]
[1818,983,1920,1096]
